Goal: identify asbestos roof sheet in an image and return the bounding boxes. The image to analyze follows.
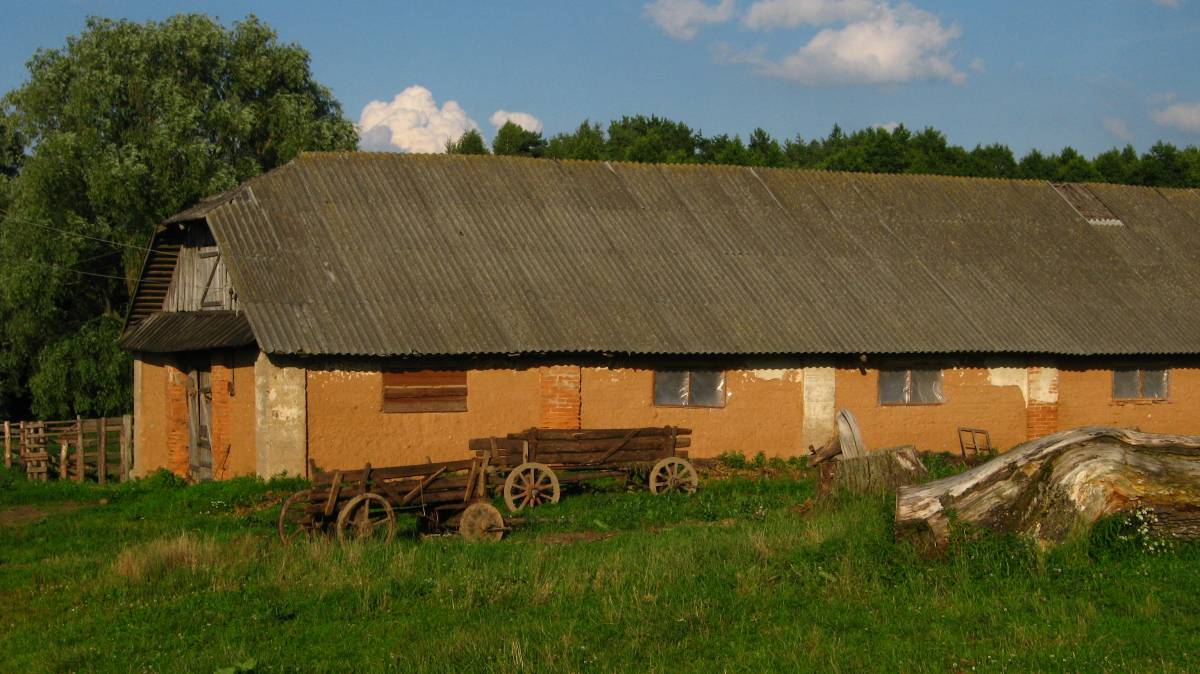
[169,152,1200,357]
[120,311,255,353]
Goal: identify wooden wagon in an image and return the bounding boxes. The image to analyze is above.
[277,452,506,544]
[469,426,698,512]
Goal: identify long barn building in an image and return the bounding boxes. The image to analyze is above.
[119,153,1200,479]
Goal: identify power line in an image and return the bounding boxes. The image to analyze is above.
[4,258,135,282]
[4,257,223,294]
[0,210,177,256]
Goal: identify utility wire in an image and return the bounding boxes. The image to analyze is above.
[0,210,177,256]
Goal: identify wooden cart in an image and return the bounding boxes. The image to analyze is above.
[469,426,698,512]
[277,452,506,544]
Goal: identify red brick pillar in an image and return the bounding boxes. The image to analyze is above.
[1026,366,1059,440]
[165,362,191,477]
[539,365,582,429]
[210,356,231,479]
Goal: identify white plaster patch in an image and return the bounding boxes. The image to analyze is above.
[802,367,835,449]
[1030,367,1060,404]
[986,365,1029,405]
[749,368,799,381]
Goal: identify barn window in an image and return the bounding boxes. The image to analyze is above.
[879,368,944,405]
[1113,368,1168,401]
[653,370,725,408]
[382,370,467,413]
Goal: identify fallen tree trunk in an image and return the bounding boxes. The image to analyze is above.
[895,427,1200,548]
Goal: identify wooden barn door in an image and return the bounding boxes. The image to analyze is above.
[186,364,214,481]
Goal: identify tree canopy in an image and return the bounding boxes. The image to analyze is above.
[446,116,1200,188]
[0,14,356,419]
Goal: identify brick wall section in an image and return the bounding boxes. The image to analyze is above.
[1026,366,1059,440]
[165,362,191,477]
[539,365,582,429]
[1026,403,1059,439]
[210,356,232,479]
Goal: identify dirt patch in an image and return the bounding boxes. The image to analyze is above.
[0,501,81,527]
[540,531,620,545]
[788,498,815,517]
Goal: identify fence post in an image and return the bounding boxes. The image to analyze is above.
[120,414,132,482]
[75,416,85,482]
[97,416,108,485]
[3,420,10,468]
[59,442,69,480]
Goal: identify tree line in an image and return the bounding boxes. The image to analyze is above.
[453,119,1200,188]
[1,13,1198,421]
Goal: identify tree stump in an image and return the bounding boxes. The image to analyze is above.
[895,427,1200,549]
[832,446,927,495]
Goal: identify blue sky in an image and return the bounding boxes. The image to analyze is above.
[2,1,1199,156]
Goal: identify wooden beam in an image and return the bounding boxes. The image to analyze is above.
[120,414,132,482]
[97,417,107,484]
[75,416,84,482]
[3,420,10,468]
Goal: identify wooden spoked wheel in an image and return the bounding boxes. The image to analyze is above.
[458,502,506,542]
[503,462,561,512]
[649,457,699,494]
[278,490,313,544]
[336,493,396,543]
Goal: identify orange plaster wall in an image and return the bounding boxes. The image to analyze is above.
[1057,365,1200,435]
[306,365,542,470]
[579,367,805,458]
[133,355,171,477]
[210,348,258,478]
[835,365,1028,453]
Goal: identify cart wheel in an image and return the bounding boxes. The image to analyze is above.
[336,493,396,543]
[459,502,506,542]
[649,457,699,495]
[503,462,561,512]
[278,490,314,544]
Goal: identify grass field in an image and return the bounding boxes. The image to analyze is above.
[1,460,1198,673]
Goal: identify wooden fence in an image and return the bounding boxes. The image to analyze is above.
[3,415,132,483]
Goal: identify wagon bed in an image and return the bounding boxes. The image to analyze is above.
[469,426,698,511]
[278,453,504,543]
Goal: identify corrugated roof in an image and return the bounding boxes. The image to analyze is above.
[151,152,1200,357]
[120,311,255,352]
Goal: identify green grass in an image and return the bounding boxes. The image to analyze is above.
[1,464,1198,673]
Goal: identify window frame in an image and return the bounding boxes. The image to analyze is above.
[651,370,727,409]
[877,367,946,407]
[381,369,468,413]
[1112,367,1170,402]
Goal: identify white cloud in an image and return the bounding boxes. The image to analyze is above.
[358,85,479,153]
[490,110,544,133]
[872,121,901,132]
[1151,0,1181,8]
[1103,117,1134,142]
[645,0,736,40]
[1151,102,1200,133]
[731,3,964,85]
[743,0,874,30]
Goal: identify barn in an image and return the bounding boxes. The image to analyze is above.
[119,152,1200,479]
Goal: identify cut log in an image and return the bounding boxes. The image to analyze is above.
[895,427,1200,549]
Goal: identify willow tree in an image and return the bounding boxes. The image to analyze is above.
[0,14,357,418]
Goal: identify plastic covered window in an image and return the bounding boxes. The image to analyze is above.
[1113,368,1168,401]
[653,370,725,408]
[879,368,945,405]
